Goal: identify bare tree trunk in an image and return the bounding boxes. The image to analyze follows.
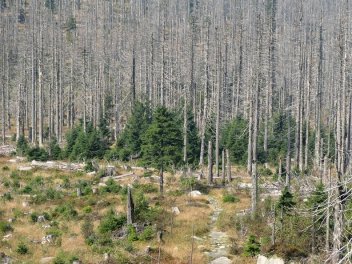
[226,149,231,182]
[183,98,187,164]
[286,95,292,187]
[221,149,225,184]
[208,141,213,185]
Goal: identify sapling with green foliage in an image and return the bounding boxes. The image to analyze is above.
[142,106,183,194]
[277,186,296,215]
[243,235,261,256]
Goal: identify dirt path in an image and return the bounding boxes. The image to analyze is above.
[205,196,232,264]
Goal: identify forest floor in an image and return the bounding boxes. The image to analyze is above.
[0,155,259,264]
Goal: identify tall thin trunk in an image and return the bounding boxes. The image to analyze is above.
[208,141,213,185]
[226,149,231,182]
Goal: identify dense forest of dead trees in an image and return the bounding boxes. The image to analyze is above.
[1,0,352,262]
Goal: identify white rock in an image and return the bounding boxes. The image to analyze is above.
[2,234,12,241]
[238,182,252,189]
[87,171,96,176]
[37,215,46,222]
[18,166,32,171]
[22,201,29,208]
[211,257,232,264]
[257,255,284,264]
[171,207,180,215]
[40,257,55,264]
[189,190,202,197]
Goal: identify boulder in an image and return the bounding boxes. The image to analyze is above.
[210,257,232,264]
[257,255,284,264]
[189,190,202,197]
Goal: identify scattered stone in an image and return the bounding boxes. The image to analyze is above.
[42,224,51,229]
[2,234,12,241]
[145,246,151,254]
[22,201,29,208]
[37,215,46,223]
[191,235,203,241]
[198,245,206,251]
[98,182,107,187]
[18,166,32,171]
[0,252,12,264]
[210,257,232,264]
[103,253,111,261]
[150,175,160,181]
[30,160,84,171]
[171,207,180,215]
[41,234,54,244]
[189,190,202,197]
[72,261,82,264]
[236,209,251,217]
[0,145,15,156]
[92,187,98,194]
[40,257,55,264]
[237,182,252,189]
[87,171,96,176]
[7,218,15,223]
[257,255,284,264]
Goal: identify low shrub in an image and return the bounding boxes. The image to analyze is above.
[139,226,154,241]
[99,209,126,234]
[222,193,240,203]
[16,242,29,254]
[0,221,13,234]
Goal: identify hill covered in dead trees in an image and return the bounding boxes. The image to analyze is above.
[0,0,352,263]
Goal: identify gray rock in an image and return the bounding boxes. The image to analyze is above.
[0,252,12,264]
[171,207,180,215]
[37,215,46,223]
[41,234,54,244]
[211,257,232,264]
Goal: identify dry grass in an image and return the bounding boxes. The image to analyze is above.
[0,158,259,263]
